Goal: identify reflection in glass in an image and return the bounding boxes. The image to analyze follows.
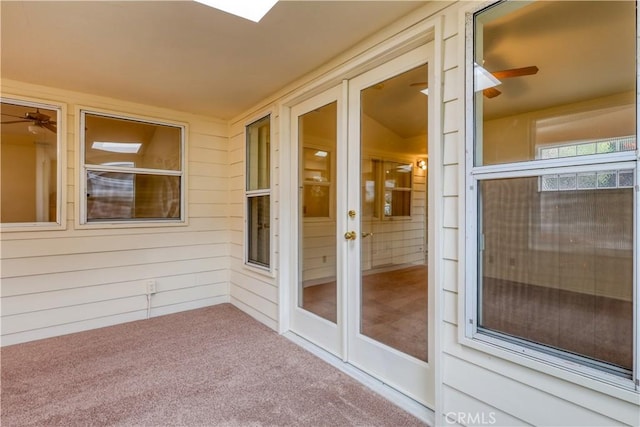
[303,148,331,218]
[87,172,180,220]
[360,64,428,361]
[1,101,59,224]
[475,1,636,166]
[246,115,270,191]
[479,176,633,370]
[247,195,270,267]
[298,102,337,323]
[384,161,412,217]
[85,114,181,170]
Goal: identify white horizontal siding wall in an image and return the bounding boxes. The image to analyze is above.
[438,3,640,426]
[228,110,279,330]
[0,79,230,346]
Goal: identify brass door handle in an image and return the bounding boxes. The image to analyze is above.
[344,231,357,240]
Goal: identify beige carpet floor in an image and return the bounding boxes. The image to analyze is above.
[1,303,425,427]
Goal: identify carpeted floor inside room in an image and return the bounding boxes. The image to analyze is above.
[1,303,425,426]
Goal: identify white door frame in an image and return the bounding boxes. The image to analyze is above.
[287,84,346,358]
[345,43,436,407]
[277,14,443,415]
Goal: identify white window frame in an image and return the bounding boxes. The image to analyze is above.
[244,113,273,272]
[78,108,186,227]
[463,0,639,392]
[0,96,66,232]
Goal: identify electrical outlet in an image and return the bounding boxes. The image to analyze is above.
[146,279,157,295]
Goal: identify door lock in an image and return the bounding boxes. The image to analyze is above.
[344,231,357,241]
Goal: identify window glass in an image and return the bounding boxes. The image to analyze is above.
[247,195,270,267]
[246,115,270,191]
[85,114,181,170]
[87,172,180,220]
[245,115,271,268]
[474,1,636,166]
[478,176,633,371]
[470,0,637,379]
[1,100,59,224]
[82,111,183,223]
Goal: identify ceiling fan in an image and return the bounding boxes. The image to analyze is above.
[409,65,539,98]
[1,108,57,133]
[482,65,539,98]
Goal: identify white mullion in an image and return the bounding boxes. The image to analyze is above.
[85,164,183,176]
[465,185,480,336]
[246,188,271,198]
[472,152,636,176]
[634,158,640,390]
[472,160,637,182]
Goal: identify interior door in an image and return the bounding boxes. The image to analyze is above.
[346,44,435,407]
[289,85,346,357]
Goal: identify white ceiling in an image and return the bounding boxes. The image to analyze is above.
[1,0,427,120]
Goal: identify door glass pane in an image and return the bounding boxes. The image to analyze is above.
[478,175,634,371]
[360,64,428,361]
[299,102,337,323]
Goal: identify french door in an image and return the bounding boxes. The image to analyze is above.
[289,44,434,407]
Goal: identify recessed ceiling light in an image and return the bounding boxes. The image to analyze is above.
[314,151,328,158]
[193,0,278,23]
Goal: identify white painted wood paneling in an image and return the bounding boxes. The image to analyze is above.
[443,259,458,293]
[436,2,639,426]
[443,131,459,165]
[445,355,628,426]
[442,384,530,427]
[1,80,230,345]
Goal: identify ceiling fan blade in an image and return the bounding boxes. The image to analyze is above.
[483,87,502,98]
[1,113,29,120]
[42,123,57,133]
[492,66,539,80]
[1,120,31,125]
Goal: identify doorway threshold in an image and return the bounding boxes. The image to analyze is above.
[283,331,435,426]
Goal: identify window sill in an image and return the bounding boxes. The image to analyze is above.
[243,261,275,279]
[0,222,66,233]
[459,333,638,401]
[77,219,188,230]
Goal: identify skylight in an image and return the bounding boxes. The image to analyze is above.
[193,0,278,23]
